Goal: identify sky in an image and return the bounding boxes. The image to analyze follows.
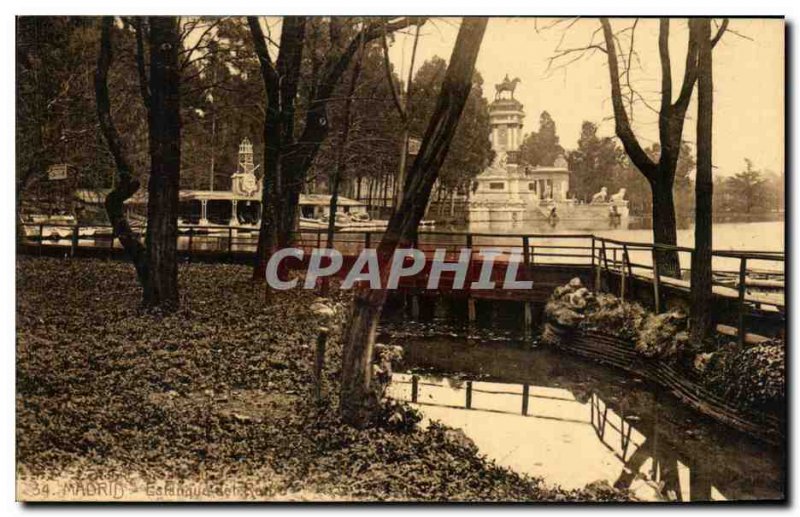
[386,17,785,177]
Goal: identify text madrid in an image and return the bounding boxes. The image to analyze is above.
[264,247,534,290]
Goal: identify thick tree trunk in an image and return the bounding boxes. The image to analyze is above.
[600,18,705,281]
[248,17,427,279]
[651,178,681,278]
[690,19,714,343]
[143,16,181,310]
[340,17,488,427]
[248,16,305,280]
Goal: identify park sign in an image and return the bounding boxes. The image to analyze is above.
[407,137,421,156]
[47,163,68,181]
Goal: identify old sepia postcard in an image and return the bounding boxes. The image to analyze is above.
[14,13,786,504]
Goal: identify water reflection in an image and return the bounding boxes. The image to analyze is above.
[385,339,784,502]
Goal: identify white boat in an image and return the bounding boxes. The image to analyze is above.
[300,217,333,230]
[20,214,76,239]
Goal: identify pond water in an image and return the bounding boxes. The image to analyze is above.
[454,220,785,253]
[382,331,785,502]
[429,220,785,274]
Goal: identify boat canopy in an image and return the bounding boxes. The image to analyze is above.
[74,188,365,208]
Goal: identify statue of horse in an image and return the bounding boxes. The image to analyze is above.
[495,75,521,99]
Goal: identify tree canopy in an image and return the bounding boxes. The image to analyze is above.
[518,111,564,167]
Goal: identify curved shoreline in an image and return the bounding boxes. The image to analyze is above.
[542,323,784,446]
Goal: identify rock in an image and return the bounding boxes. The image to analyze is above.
[568,277,583,289]
[693,352,714,374]
[549,305,584,327]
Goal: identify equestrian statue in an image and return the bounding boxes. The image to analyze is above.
[495,74,521,100]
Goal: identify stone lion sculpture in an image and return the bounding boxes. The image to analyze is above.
[610,188,627,203]
[590,187,608,204]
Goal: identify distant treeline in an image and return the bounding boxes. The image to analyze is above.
[517,113,784,220]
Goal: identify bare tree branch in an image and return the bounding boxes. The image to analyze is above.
[599,17,657,178]
[133,18,151,114]
[247,16,280,96]
[711,18,730,47]
[381,30,406,122]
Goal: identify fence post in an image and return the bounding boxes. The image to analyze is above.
[410,294,420,320]
[620,245,630,300]
[522,236,530,269]
[365,232,371,249]
[228,227,233,255]
[70,224,79,258]
[39,224,44,256]
[466,233,474,286]
[466,381,473,409]
[623,244,633,277]
[188,227,194,261]
[522,383,530,416]
[524,302,532,339]
[591,237,597,286]
[600,240,609,292]
[738,257,748,346]
[594,239,602,291]
[108,229,115,259]
[411,375,419,403]
[467,297,477,324]
[652,248,661,313]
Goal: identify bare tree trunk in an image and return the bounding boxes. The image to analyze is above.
[248,16,305,280]
[248,18,427,279]
[143,16,181,311]
[651,180,681,278]
[340,18,488,427]
[384,23,420,212]
[322,34,365,295]
[394,132,409,210]
[95,17,148,285]
[599,18,724,278]
[690,19,714,343]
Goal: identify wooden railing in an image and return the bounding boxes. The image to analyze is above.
[19,222,785,341]
[591,236,784,344]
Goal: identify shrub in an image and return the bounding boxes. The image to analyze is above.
[634,310,687,362]
[580,293,647,342]
[543,279,785,414]
[374,399,423,433]
[704,341,785,412]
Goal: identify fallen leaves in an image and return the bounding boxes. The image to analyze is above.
[16,257,631,501]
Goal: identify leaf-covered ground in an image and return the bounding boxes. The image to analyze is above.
[16,257,629,501]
